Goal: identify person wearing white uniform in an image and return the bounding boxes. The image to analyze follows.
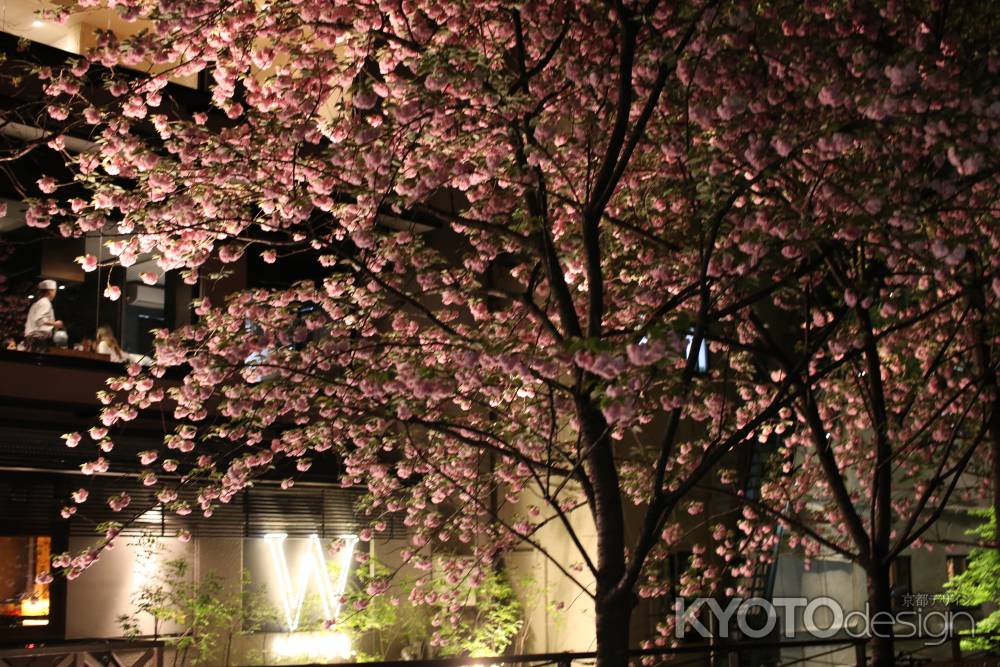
[24,279,64,351]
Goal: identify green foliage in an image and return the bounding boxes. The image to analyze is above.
[118,537,277,667]
[337,558,526,660]
[117,538,531,663]
[428,568,523,658]
[943,510,1000,652]
[335,559,430,660]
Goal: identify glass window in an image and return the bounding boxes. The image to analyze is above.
[684,333,709,374]
[0,536,51,629]
[946,554,968,579]
[122,262,166,359]
[890,556,912,610]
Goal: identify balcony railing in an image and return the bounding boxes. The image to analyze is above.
[245,634,1000,667]
[0,639,164,667]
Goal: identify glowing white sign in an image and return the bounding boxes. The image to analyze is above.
[263,533,358,632]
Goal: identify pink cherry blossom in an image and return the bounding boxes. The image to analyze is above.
[18,2,1000,663]
[77,254,99,272]
[36,176,58,194]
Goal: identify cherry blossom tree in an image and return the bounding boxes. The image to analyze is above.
[741,248,991,665]
[10,0,1000,665]
[965,258,1000,551]
[712,6,1000,661]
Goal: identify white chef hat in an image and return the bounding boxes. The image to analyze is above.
[38,279,57,290]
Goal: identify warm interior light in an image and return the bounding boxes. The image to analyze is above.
[20,597,49,617]
[0,537,50,627]
[137,507,164,524]
[271,632,352,660]
[23,536,51,626]
[31,19,45,28]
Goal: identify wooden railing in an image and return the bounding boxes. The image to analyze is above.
[250,637,867,667]
[0,640,164,667]
[251,634,1000,667]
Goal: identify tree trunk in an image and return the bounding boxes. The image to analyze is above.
[595,591,633,667]
[989,410,1000,550]
[857,310,894,667]
[866,563,894,667]
[579,398,631,667]
[966,263,1000,550]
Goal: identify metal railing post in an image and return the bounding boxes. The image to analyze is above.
[708,607,717,667]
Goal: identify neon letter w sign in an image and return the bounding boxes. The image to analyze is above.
[264,533,358,632]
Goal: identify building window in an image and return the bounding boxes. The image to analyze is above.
[890,556,912,609]
[946,555,979,612]
[122,279,166,358]
[946,554,968,580]
[645,551,695,638]
[0,536,51,629]
[669,550,694,598]
[685,333,709,374]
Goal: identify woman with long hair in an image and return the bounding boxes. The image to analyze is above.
[95,325,127,362]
